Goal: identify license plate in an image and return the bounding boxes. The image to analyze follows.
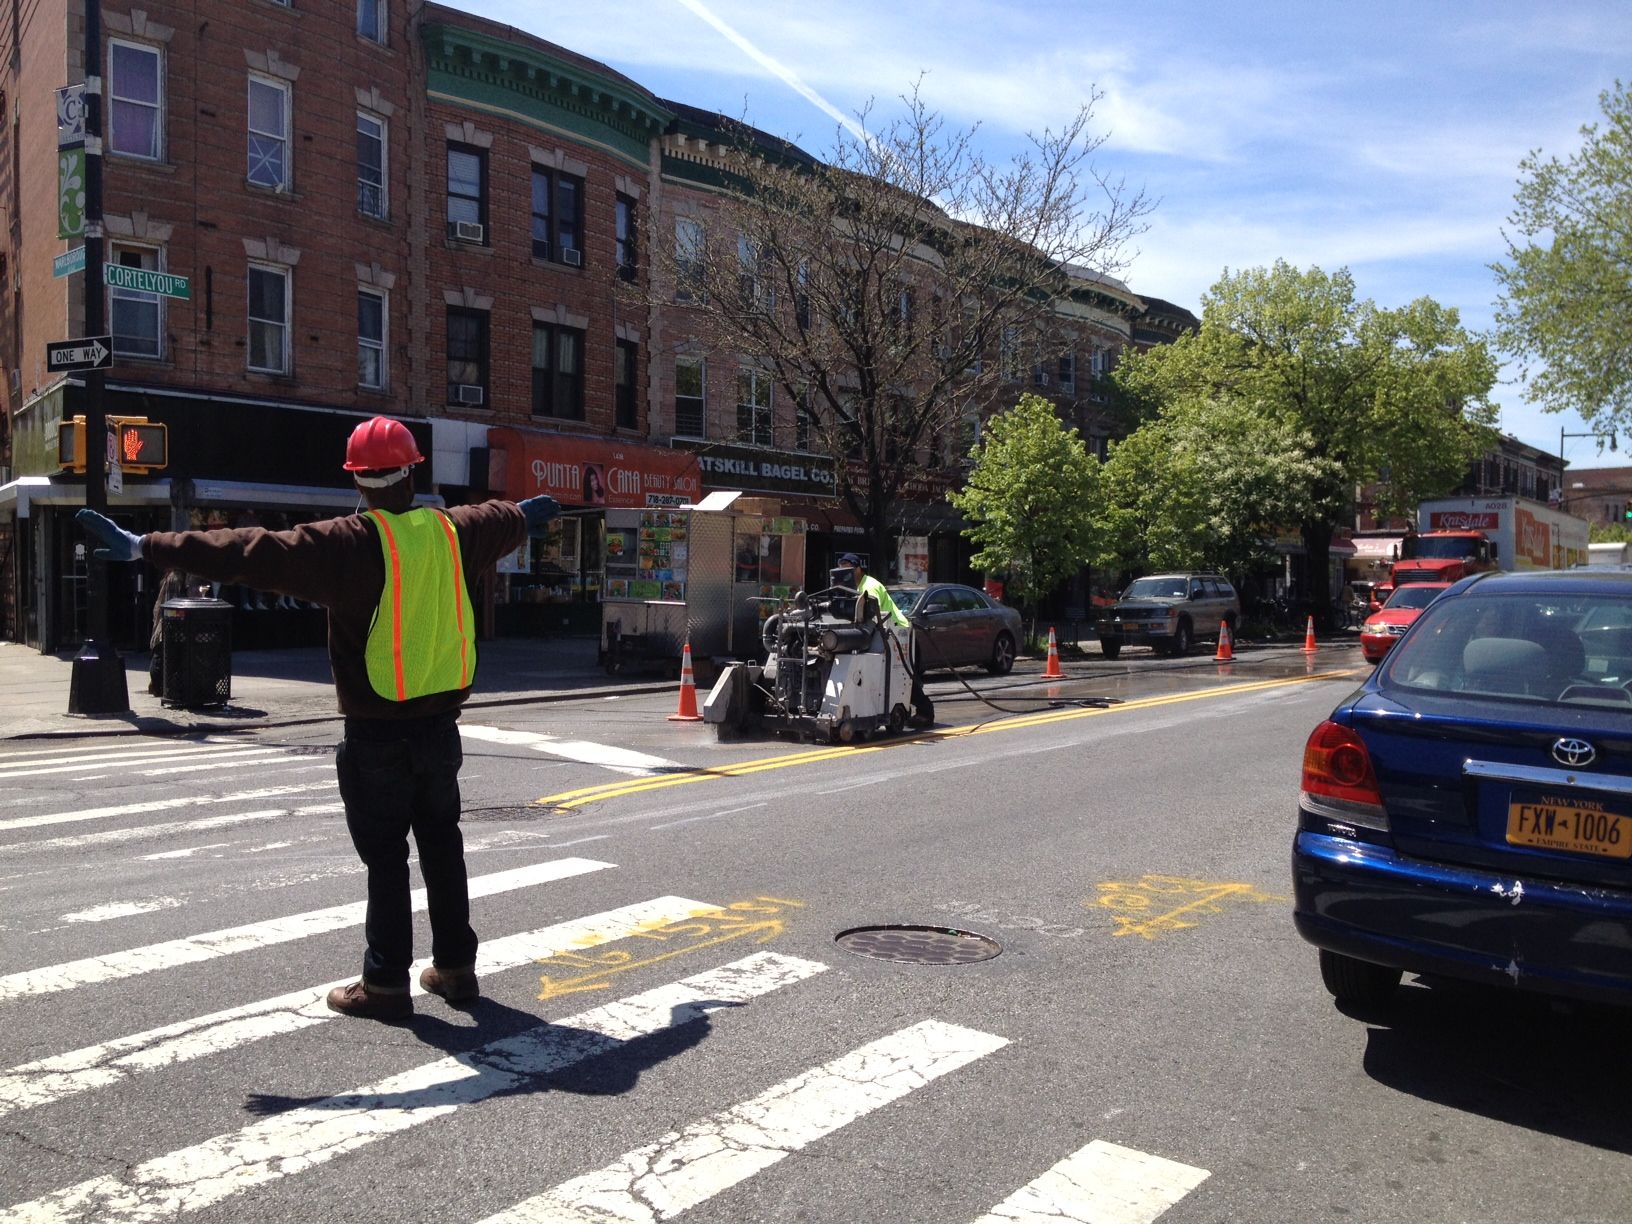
[1506,794,1632,859]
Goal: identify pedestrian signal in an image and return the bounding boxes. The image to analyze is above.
[1624,499,1632,522]
[115,420,167,472]
[56,415,168,474]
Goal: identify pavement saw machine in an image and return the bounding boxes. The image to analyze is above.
[702,584,916,743]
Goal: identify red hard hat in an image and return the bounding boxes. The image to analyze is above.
[343,416,424,471]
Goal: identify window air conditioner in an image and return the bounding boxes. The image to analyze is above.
[452,220,485,243]
[456,384,485,406]
[560,246,582,267]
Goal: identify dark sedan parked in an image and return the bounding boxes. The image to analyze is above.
[889,583,1023,675]
[1294,569,1632,1011]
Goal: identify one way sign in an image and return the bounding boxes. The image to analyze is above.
[46,336,112,372]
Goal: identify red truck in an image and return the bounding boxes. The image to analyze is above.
[1388,529,1499,588]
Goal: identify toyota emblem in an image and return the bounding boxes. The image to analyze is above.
[1552,738,1597,768]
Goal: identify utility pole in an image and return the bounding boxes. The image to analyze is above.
[66,0,128,714]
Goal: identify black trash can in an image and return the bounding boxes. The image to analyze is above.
[160,598,233,708]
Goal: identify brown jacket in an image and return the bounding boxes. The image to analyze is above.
[141,501,525,719]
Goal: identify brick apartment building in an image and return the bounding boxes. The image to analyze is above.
[0,0,1175,653]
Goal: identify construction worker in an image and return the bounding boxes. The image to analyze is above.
[75,415,561,1022]
[839,552,934,727]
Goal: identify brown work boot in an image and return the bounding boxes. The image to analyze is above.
[325,980,412,1021]
[419,963,480,1003]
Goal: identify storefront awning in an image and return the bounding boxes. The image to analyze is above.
[189,479,430,510]
[488,428,701,509]
[0,475,171,515]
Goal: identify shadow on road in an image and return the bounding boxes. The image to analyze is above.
[242,998,736,1116]
[1359,978,1632,1154]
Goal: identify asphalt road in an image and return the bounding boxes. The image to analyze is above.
[2,643,1629,1222]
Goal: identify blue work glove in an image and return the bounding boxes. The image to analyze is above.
[519,495,561,538]
[75,508,143,562]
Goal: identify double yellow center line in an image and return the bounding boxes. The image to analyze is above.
[535,668,1356,810]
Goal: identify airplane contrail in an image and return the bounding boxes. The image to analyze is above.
[672,0,866,142]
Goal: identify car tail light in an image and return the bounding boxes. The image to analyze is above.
[1300,719,1389,830]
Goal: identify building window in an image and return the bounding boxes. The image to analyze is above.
[247,75,290,190]
[795,385,815,451]
[615,194,637,283]
[530,167,583,265]
[675,218,705,303]
[530,323,584,420]
[109,244,162,359]
[356,113,386,218]
[447,144,486,242]
[108,40,162,160]
[247,263,290,374]
[1000,327,1022,382]
[795,261,810,331]
[357,0,385,42]
[615,338,638,429]
[675,355,706,437]
[737,367,773,447]
[446,307,489,405]
[1058,353,1076,395]
[357,288,386,390]
[738,236,772,311]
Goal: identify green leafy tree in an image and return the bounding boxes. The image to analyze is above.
[1493,81,1632,429]
[1099,396,1343,581]
[1111,262,1498,624]
[949,394,1101,633]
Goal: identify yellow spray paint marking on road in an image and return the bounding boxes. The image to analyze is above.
[535,669,1358,810]
[537,896,804,1003]
[1087,875,1285,940]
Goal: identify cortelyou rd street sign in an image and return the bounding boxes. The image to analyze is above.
[46,336,112,372]
[104,264,190,300]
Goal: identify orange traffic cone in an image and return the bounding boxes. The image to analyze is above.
[668,640,703,721]
[1302,614,1318,653]
[1043,626,1064,678]
[1214,619,1234,662]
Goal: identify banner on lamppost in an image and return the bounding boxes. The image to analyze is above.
[56,85,86,239]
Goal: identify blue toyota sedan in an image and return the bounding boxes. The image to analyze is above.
[1293,569,1632,1010]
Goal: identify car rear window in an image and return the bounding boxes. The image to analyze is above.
[1124,577,1188,599]
[1384,586,1445,611]
[1379,590,1632,708]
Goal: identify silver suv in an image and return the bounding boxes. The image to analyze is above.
[1097,573,1240,659]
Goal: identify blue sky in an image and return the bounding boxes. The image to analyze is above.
[461,0,1632,470]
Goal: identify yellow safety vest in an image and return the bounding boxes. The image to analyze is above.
[364,508,476,702]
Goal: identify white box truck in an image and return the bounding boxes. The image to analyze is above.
[1402,496,1590,583]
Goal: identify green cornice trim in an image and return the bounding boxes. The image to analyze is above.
[422,23,672,168]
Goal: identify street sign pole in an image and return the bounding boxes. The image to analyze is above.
[67,0,128,715]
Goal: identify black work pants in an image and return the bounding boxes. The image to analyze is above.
[336,711,475,989]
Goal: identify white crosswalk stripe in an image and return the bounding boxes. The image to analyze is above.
[10,952,827,1222]
[481,1019,1009,1224]
[970,1139,1210,1224]
[0,857,611,1002]
[0,782,335,833]
[0,744,296,780]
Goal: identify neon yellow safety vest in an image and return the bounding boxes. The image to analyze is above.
[364,508,477,702]
[857,573,908,627]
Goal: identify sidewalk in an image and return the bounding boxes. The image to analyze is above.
[0,637,675,742]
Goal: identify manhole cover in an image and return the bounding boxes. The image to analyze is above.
[834,925,1001,965]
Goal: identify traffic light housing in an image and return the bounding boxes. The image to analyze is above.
[56,415,169,474]
[1624,499,1632,522]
